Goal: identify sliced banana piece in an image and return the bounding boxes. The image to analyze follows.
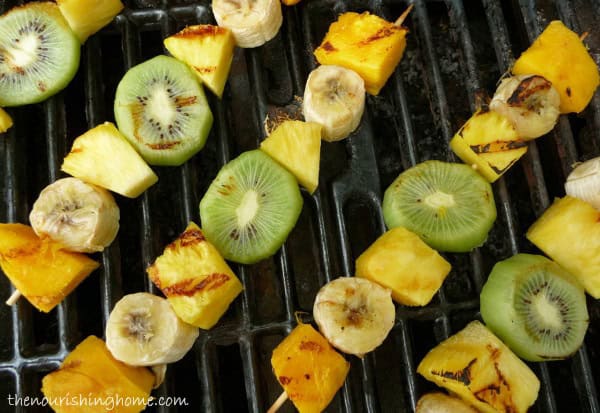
[29,177,119,253]
[565,156,600,210]
[212,0,282,48]
[106,293,199,366]
[303,65,366,142]
[313,277,395,357]
[490,74,560,140]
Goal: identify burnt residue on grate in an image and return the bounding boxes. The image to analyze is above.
[0,0,598,412]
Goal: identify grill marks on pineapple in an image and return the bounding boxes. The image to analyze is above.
[160,273,231,297]
[431,357,476,385]
[299,341,323,353]
[469,140,528,154]
[164,228,206,251]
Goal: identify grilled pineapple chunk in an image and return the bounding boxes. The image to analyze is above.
[164,25,235,98]
[57,0,124,43]
[527,196,600,298]
[260,120,322,194]
[42,336,154,413]
[418,321,540,413]
[0,223,99,312]
[450,110,527,182]
[356,227,451,306]
[513,21,600,113]
[271,323,350,413]
[61,122,158,198]
[314,12,408,95]
[147,222,243,329]
[0,108,13,133]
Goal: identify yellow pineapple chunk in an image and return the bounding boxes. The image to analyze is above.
[527,196,600,298]
[417,321,540,413]
[281,0,301,4]
[164,25,235,98]
[271,323,350,413]
[314,12,408,95]
[0,107,13,133]
[61,122,158,198]
[147,222,243,329]
[450,110,527,182]
[356,227,451,306]
[513,21,600,113]
[42,336,154,413]
[0,223,99,312]
[260,120,322,194]
[57,0,124,43]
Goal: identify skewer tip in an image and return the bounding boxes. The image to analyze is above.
[5,289,21,306]
[394,3,414,27]
[267,391,289,413]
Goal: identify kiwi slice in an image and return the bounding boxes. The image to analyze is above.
[382,160,496,252]
[0,2,80,107]
[480,254,589,361]
[114,55,213,166]
[200,150,303,264]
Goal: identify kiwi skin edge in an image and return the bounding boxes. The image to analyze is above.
[480,253,589,362]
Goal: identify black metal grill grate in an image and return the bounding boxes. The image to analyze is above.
[0,0,599,412]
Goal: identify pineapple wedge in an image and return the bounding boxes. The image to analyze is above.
[513,21,600,114]
[450,110,527,182]
[42,336,154,413]
[147,222,243,329]
[356,227,451,306]
[61,122,158,198]
[0,223,99,312]
[164,25,235,98]
[527,196,600,298]
[314,12,408,95]
[271,323,350,413]
[0,107,13,133]
[281,0,301,4]
[260,120,322,194]
[417,321,540,413]
[57,0,124,43]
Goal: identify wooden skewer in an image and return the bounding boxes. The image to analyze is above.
[5,289,21,306]
[267,391,288,413]
[394,3,414,27]
[580,31,589,41]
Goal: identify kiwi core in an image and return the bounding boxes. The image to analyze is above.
[237,190,260,228]
[7,35,39,68]
[424,191,455,210]
[531,293,563,332]
[148,87,176,127]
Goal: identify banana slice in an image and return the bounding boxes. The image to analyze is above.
[106,293,199,366]
[29,177,119,253]
[212,0,282,48]
[490,74,560,140]
[303,65,366,142]
[565,157,600,210]
[313,277,395,357]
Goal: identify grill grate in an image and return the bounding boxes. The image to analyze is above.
[0,0,599,412]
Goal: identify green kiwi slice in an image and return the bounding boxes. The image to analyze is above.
[480,254,589,361]
[0,2,80,107]
[382,160,496,252]
[114,55,213,166]
[200,150,303,264]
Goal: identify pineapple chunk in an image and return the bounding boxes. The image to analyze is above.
[57,0,124,43]
[0,223,99,312]
[42,336,154,413]
[356,227,451,306]
[0,107,13,133]
[513,21,600,113]
[450,110,527,182]
[281,0,301,4]
[260,120,322,194]
[271,323,350,413]
[147,222,243,329]
[417,321,540,413]
[61,122,158,198]
[314,12,408,95]
[164,25,235,98]
[527,196,600,298]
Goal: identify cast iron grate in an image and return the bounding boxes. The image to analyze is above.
[0,0,598,412]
